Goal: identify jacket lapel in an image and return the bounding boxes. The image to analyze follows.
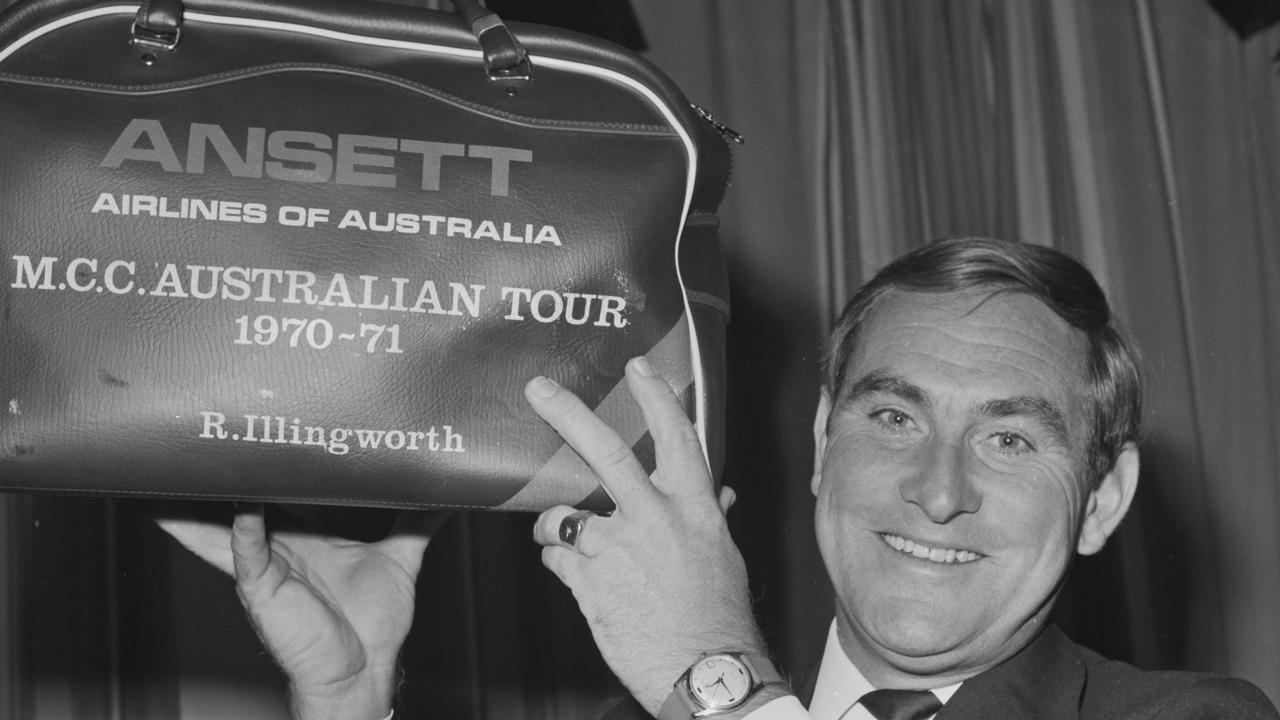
[936,625,1086,720]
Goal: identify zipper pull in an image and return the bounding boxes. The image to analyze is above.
[692,104,744,145]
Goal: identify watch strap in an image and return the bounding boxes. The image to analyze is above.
[737,653,784,687]
[656,687,690,720]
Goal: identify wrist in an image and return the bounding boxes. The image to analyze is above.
[657,650,790,720]
[643,630,770,713]
[288,662,399,720]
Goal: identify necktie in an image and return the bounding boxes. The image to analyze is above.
[858,689,943,720]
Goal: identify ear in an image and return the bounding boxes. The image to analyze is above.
[1077,443,1139,556]
[810,388,833,497]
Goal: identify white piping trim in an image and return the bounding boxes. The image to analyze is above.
[185,10,483,60]
[0,5,136,64]
[0,4,711,461]
[533,55,709,461]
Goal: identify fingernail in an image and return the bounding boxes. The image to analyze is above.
[630,356,656,377]
[528,376,560,399]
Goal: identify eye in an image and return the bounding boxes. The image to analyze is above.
[989,431,1034,455]
[869,408,915,434]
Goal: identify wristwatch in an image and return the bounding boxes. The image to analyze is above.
[658,651,789,720]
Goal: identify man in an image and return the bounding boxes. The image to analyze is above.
[161,238,1279,720]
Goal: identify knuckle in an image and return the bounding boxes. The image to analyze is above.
[533,505,573,545]
[599,441,636,470]
[660,415,701,443]
[672,424,703,450]
[558,397,595,425]
[533,511,557,544]
[540,545,559,568]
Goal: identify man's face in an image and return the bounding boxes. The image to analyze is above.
[812,288,1101,686]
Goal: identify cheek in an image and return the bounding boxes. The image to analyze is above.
[816,443,884,511]
[994,465,1088,555]
[819,437,923,510]
[813,445,904,547]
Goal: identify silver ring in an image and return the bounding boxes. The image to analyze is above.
[558,510,596,550]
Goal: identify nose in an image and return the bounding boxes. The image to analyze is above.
[900,437,983,523]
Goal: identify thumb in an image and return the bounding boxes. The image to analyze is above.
[230,503,272,585]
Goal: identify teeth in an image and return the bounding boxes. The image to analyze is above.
[881,534,980,564]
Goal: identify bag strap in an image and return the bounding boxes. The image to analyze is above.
[130,0,531,81]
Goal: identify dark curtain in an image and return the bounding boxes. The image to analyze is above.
[2,0,1278,717]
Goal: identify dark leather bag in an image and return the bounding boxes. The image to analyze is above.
[0,0,732,510]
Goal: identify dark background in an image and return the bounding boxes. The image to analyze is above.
[2,1,1279,718]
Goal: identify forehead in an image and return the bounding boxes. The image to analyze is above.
[847,288,1091,416]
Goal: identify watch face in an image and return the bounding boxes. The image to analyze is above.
[688,654,753,710]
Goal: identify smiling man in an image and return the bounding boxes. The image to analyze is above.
[531,237,1279,720]
[812,285,1126,690]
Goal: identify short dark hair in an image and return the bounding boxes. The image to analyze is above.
[822,237,1142,486]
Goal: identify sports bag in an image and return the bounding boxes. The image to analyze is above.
[0,0,732,511]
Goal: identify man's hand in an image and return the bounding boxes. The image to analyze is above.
[156,504,446,720]
[530,356,766,714]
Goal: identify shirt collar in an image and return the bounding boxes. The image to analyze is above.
[808,620,962,720]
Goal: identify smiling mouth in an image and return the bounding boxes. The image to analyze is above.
[880,533,982,564]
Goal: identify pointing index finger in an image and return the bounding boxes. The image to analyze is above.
[525,375,661,513]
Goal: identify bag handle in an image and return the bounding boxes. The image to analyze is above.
[131,0,182,50]
[131,0,532,81]
[448,0,532,81]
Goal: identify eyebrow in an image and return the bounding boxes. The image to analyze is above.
[843,371,929,407]
[981,396,1071,448]
[842,370,1072,447]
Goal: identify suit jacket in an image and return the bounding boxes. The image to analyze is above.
[595,624,1279,720]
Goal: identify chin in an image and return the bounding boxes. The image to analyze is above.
[858,597,989,662]
[872,609,1044,681]
[876,618,966,659]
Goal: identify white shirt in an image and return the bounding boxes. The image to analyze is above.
[743,621,960,720]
